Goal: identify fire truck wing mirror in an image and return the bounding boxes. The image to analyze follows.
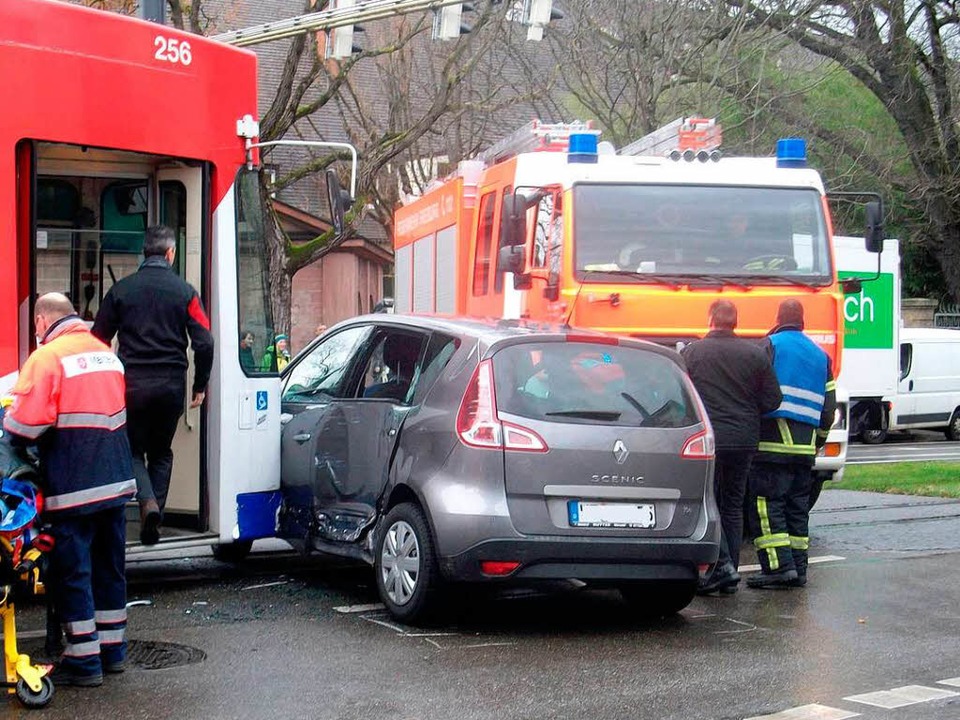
[865,200,884,253]
[543,272,560,302]
[326,169,353,239]
[841,277,863,295]
[498,244,525,275]
[513,273,533,291]
[500,195,527,247]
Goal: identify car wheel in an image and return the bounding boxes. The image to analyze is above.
[619,580,697,619]
[212,540,253,563]
[375,503,438,624]
[945,409,960,441]
[860,427,887,444]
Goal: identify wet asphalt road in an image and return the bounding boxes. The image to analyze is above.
[5,489,960,720]
[848,429,960,464]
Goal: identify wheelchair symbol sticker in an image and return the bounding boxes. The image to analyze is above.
[256,391,268,411]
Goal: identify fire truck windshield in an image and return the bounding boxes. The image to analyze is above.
[572,184,832,285]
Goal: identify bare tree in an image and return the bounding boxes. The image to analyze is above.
[728,0,960,299]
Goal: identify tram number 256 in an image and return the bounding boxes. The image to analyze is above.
[154,36,193,66]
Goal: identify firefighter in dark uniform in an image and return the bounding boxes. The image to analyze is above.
[747,299,836,589]
[4,293,136,686]
[93,225,214,545]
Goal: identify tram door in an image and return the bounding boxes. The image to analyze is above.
[24,142,208,538]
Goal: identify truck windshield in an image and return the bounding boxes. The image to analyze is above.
[573,184,832,285]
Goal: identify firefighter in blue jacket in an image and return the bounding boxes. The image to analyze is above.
[747,299,836,589]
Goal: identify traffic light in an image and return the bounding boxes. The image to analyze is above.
[522,0,562,41]
[326,169,354,238]
[432,3,474,40]
[326,0,363,59]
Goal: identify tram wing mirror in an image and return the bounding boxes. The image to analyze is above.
[326,169,354,239]
[865,201,884,253]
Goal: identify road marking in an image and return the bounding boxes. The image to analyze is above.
[938,677,960,687]
[714,617,757,636]
[738,555,845,574]
[744,703,859,719]
[334,603,385,614]
[844,685,959,709]
[241,580,289,591]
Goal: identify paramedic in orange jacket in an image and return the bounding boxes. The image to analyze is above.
[3,293,135,687]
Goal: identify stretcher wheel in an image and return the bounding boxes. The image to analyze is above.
[15,676,54,708]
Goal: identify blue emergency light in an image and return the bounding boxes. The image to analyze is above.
[568,132,599,164]
[776,137,807,168]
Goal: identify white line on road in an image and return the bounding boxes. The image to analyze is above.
[333,603,385,614]
[938,677,960,687]
[744,703,860,719]
[241,580,290,591]
[738,555,846,574]
[843,685,959,709]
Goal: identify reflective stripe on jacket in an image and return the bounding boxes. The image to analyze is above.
[3,317,136,516]
[766,330,828,426]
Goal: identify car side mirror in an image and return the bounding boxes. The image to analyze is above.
[865,201,884,253]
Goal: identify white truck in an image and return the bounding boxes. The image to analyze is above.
[836,236,960,442]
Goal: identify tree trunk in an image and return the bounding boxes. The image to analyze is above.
[260,181,292,340]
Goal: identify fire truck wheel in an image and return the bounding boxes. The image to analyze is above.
[860,428,887,444]
[16,676,54,708]
[212,540,253,563]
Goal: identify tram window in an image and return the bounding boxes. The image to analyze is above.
[235,170,277,376]
[160,181,187,276]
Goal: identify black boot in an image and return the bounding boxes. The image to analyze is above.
[697,562,741,595]
[746,568,798,589]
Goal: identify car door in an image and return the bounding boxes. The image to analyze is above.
[281,323,429,546]
[280,324,373,539]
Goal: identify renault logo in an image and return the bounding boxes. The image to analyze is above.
[613,439,629,465]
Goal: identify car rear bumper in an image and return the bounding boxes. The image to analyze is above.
[439,535,720,583]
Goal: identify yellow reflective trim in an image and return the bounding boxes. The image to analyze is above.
[777,418,792,445]
[756,496,779,570]
[816,429,830,438]
[825,380,837,391]
[755,533,791,549]
[758,442,817,456]
[790,536,809,550]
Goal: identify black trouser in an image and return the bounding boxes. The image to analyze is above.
[125,371,185,514]
[713,449,754,571]
[747,460,813,576]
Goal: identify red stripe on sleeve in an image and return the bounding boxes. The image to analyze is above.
[188,296,211,331]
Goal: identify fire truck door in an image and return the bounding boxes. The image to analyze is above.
[154,166,205,520]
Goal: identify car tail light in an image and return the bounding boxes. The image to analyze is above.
[681,429,715,459]
[457,360,548,452]
[480,560,521,576]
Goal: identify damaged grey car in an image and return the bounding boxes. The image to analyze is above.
[279,315,720,624]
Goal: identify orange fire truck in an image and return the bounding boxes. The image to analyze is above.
[393,118,885,493]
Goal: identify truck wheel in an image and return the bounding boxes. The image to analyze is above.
[861,428,887,444]
[945,409,960,441]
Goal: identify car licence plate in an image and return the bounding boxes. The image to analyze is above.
[568,501,656,529]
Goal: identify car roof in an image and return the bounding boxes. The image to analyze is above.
[325,314,685,365]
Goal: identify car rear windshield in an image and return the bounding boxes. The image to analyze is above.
[492,341,700,428]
